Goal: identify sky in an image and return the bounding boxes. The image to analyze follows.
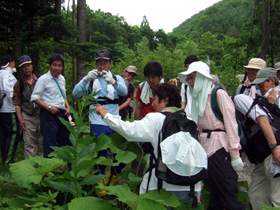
[82,0,222,33]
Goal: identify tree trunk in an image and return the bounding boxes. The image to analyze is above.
[72,0,77,109]
[243,0,257,84]
[77,0,87,81]
[54,0,62,53]
[259,0,279,59]
[13,5,21,58]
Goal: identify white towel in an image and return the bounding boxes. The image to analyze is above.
[92,78,114,100]
[140,79,164,104]
[140,82,152,104]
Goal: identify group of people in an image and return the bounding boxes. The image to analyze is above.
[0,49,280,210]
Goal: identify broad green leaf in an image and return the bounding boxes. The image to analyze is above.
[68,197,119,210]
[141,190,180,207]
[51,146,73,163]
[80,174,106,186]
[77,143,96,160]
[78,123,91,134]
[128,173,142,191]
[3,197,26,208]
[47,181,80,197]
[76,160,95,172]
[112,150,137,165]
[95,134,111,152]
[100,184,138,203]
[137,198,166,210]
[10,156,65,189]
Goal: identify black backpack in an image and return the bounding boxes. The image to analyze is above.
[144,110,208,208]
[238,94,280,164]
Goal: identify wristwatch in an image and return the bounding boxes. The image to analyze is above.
[48,105,51,111]
[269,143,278,150]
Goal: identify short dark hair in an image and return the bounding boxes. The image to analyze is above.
[184,55,199,66]
[1,55,14,67]
[144,62,163,78]
[48,53,65,68]
[153,83,181,108]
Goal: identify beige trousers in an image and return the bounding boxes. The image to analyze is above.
[22,112,43,158]
[249,154,280,210]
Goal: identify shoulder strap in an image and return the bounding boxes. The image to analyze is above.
[211,86,223,122]
[240,85,250,94]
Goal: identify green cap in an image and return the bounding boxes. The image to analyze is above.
[251,67,277,85]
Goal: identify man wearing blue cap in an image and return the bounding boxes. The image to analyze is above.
[72,49,127,175]
[13,55,43,158]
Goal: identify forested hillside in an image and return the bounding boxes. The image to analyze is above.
[173,0,254,39]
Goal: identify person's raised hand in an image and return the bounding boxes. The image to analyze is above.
[102,70,115,85]
[85,69,98,82]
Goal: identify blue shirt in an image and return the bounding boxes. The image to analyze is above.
[72,72,127,126]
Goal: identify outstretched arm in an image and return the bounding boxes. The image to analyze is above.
[257,116,280,165]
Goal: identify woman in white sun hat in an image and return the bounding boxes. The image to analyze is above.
[179,61,246,210]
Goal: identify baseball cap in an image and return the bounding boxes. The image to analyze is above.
[251,67,277,85]
[244,58,266,70]
[18,55,32,67]
[125,65,137,75]
[95,49,112,61]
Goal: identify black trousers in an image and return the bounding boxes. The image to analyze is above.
[205,148,245,210]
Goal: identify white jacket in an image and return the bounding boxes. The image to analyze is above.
[0,67,17,113]
[103,112,202,194]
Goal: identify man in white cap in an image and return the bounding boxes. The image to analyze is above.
[236,58,266,98]
[13,55,43,158]
[0,55,17,164]
[234,67,280,210]
[118,65,137,121]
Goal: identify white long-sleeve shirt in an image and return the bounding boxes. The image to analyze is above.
[103,112,202,194]
[0,67,17,113]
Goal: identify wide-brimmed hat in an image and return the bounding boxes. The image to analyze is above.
[95,49,112,61]
[251,67,277,85]
[178,61,212,83]
[125,65,137,75]
[18,55,32,67]
[274,62,280,71]
[244,58,266,70]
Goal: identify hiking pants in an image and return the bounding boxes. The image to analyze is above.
[22,112,43,158]
[249,154,280,210]
[40,109,71,158]
[205,148,245,210]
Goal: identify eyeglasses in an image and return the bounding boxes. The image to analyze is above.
[96,61,110,67]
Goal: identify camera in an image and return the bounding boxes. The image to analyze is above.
[97,71,103,78]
